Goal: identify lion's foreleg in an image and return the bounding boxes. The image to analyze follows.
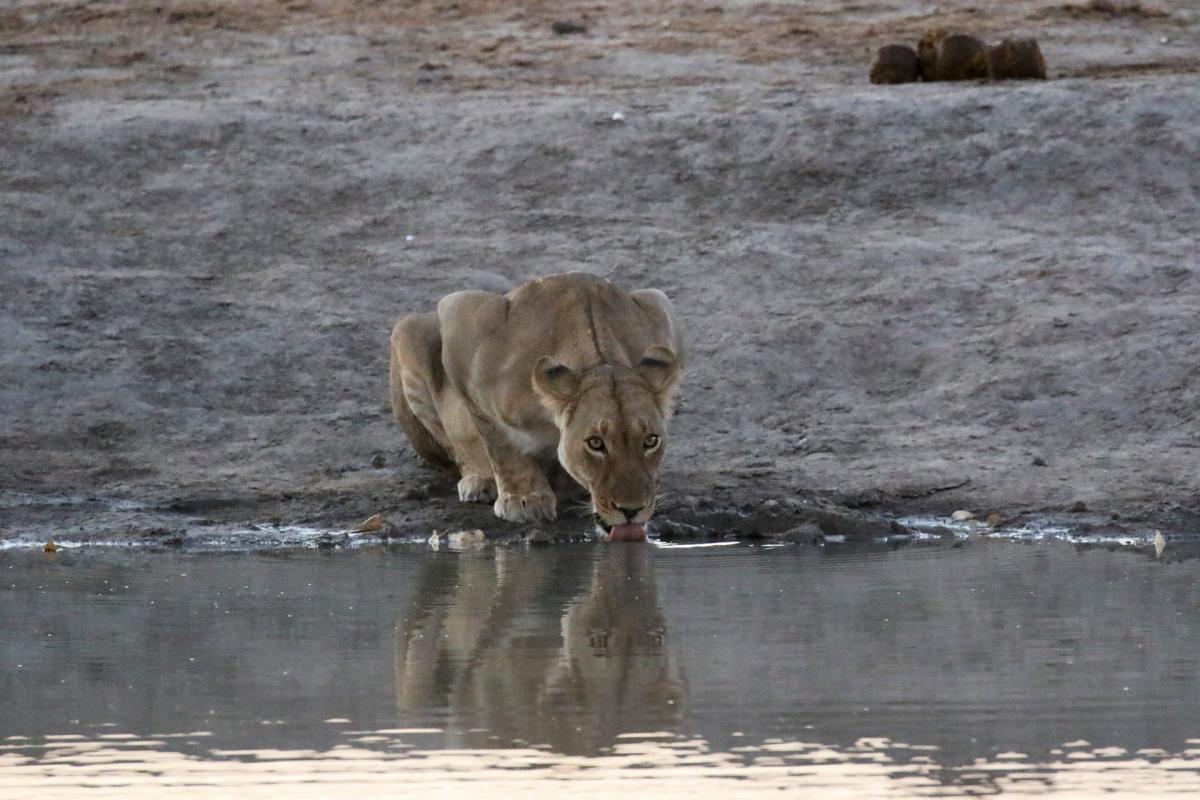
[437,390,498,504]
[469,415,558,523]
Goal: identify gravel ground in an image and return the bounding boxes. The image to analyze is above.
[1,0,1197,545]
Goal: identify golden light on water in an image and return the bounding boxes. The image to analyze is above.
[3,733,1200,799]
[6,544,1200,798]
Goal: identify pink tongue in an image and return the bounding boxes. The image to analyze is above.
[608,523,647,542]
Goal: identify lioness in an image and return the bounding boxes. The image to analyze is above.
[389,272,684,541]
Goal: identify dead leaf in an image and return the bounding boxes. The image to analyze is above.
[357,513,386,533]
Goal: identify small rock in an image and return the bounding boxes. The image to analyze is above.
[985,512,1004,528]
[370,453,387,469]
[403,484,430,501]
[551,20,588,35]
[1031,456,1048,467]
[316,533,345,549]
[610,111,625,123]
[1154,530,1166,556]
[1069,500,1089,513]
[951,509,975,522]
[776,522,824,544]
[524,528,553,545]
[762,499,780,510]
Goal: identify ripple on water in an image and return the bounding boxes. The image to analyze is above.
[2,732,1199,798]
[2,544,1199,796]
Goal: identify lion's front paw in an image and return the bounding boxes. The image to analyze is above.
[494,490,558,523]
[457,474,497,503]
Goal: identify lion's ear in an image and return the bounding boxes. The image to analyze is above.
[533,356,580,409]
[637,346,682,412]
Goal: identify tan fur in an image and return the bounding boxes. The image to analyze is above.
[389,272,684,527]
[395,546,685,751]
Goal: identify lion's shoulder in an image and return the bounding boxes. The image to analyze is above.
[438,274,682,418]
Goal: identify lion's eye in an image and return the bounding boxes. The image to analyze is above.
[585,437,606,452]
[643,434,660,450]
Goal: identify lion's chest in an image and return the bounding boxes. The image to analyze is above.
[499,419,558,457]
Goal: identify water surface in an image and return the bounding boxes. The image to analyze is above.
[2,540,1198,797]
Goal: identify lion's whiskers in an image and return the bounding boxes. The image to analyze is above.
[568,497,595,517]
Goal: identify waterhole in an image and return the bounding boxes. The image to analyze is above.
[2,540,1198,797]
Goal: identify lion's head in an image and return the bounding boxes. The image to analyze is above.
[533,347,682,540]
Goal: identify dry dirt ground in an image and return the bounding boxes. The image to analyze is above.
[1,0,1198,545]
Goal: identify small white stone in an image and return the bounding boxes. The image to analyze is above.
[1154,530,1166,556]
[950,509,975,522]
[405,234,415,242]
[430,529,486,551]
[611,111,625,123]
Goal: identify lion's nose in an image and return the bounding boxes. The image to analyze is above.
[616,505,644,522]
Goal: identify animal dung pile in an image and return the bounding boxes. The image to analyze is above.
[984,38,1049,80]
[870,29,1047,84]
[918,31,989,81]
[869,44,921,84]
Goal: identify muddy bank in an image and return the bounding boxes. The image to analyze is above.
[1,0,1198,545]
[4,481,1196,559]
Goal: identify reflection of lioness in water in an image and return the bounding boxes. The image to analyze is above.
[390,273,684,540]
[395,547,685,753]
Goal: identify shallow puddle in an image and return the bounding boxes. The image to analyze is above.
[2,541,1199,797]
